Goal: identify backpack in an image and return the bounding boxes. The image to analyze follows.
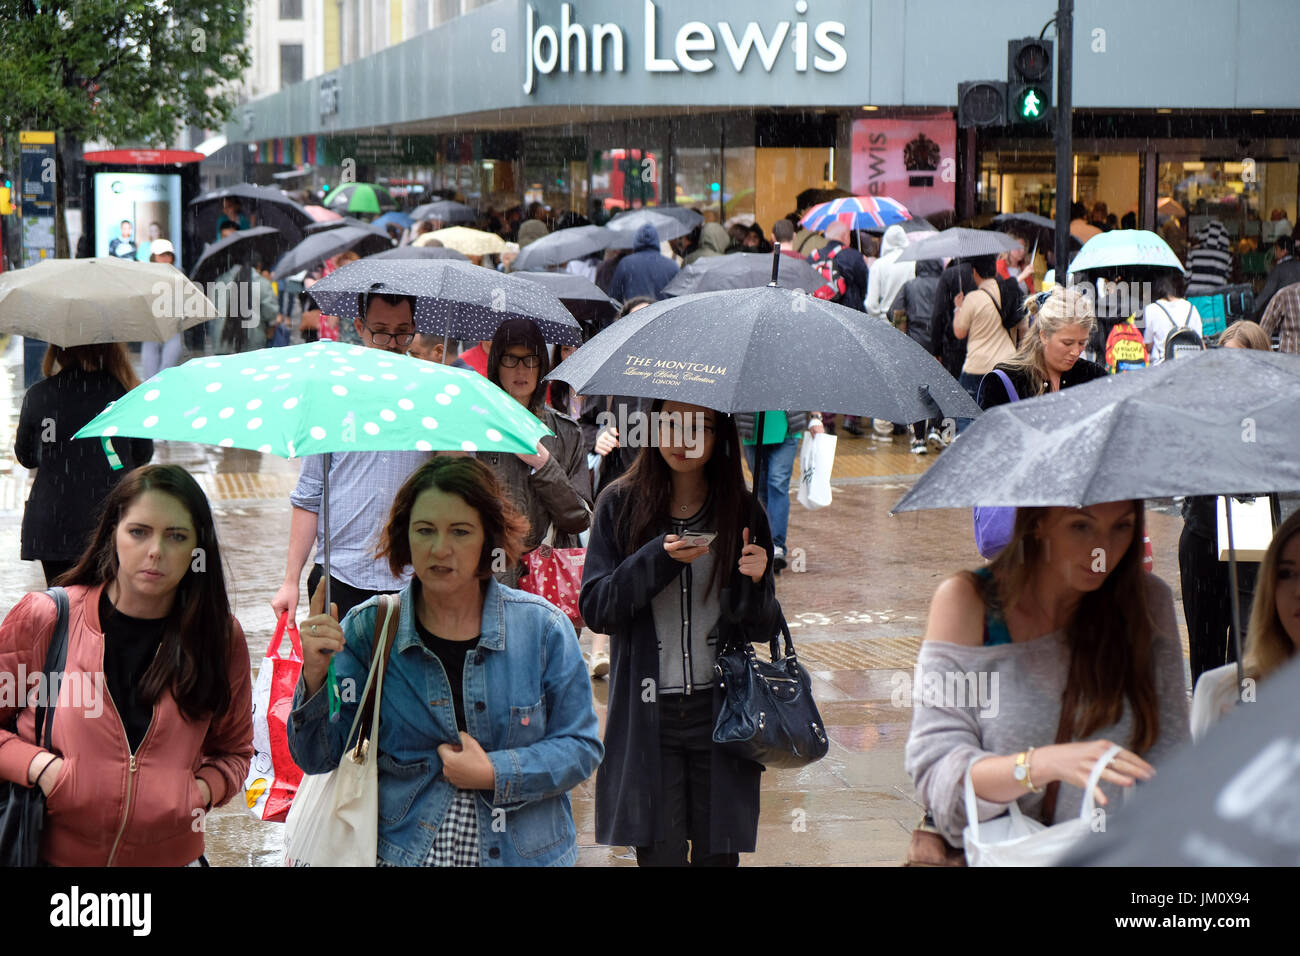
[1155,300,1204,361]
[1105,316,1148,373]
[808,245,849,303]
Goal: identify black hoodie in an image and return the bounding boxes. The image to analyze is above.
[891,258,944,353]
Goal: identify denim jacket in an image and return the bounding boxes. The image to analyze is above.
[288,576,603,866]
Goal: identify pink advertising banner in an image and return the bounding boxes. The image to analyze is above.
[850,117,956,220]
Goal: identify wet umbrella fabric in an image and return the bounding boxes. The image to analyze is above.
[369,245,468,262]
[892,349,1300,513]
[662,253,825,296]
[895,227,1021,264]
[604,210,692,244]
[546,286,980,423]
[73,340,552,458]
[189,184,314,245]
[304,216,390,238]
[323,183,398,215]
[190,227,293,284]
[512,225,613,272]
[609,205,704,230]
[422,226,507,257]
[800,196,912,232]
[271,226,393,280]
[411,200,477,224]
[373,211,416,231]
[512,271,618,328]
[1068,229,1186,275]
[863,217,938,237]
[0,258,220,347]
[1063,654,1300,866]
[306,259,582,345]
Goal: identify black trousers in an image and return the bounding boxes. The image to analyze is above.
[635,692,739,868]
[1178,527,1259,686]
[305,564,393,624]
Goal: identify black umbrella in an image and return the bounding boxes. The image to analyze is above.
[512,225,613,272]
[546,283,979,423]
[369,245,468,262]
[271,226,393,280]
[991,212,1083,258]
[189,184,313,246]
[892,348,1300,698]
[190,227,292,285]
[307,258,581,345]
[513,271,619,330]
[610,205,704,230]
[605,209,692,245]
[411,199,477,224]
[1064,654,1300,866]
[663,252,825,296]
[304,216,391,238]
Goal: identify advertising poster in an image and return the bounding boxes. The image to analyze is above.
[850,117,956,220]
[92,171,183,270]
[19,131,57,264]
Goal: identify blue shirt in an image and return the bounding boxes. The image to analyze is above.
[289,450,430,590]
[287,577,603,866]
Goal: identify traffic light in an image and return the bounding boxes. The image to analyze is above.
[958,81,1007,128]
[1007,37,1053,125]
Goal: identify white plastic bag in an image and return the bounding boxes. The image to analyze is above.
[797,431,837,511]
[283,597,397,867]
[962,744,1121,866]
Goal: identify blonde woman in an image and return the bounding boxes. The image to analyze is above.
[1191,510,1300,740]
[977,284,1107,409]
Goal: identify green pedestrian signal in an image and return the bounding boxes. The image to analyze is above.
[1015,86,1047,122]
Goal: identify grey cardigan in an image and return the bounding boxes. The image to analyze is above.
[903,573,1191,845]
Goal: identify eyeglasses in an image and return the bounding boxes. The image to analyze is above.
[498,354,541,368]
[365,330,416,347]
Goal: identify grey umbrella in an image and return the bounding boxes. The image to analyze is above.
[271,226,393,280]
[610,204,704,230]
[190,227,293,284]
[605,209,692,245]
[895,227,1021,263]
[513,271,618,329]
[546,284,979,422]
[512,225,614,272]
[663,252,825,296]
[862,218,939,236]
[304,216,391,238]
[1064,654,1300,866]
[369,245,468,262]
[307,258,582,345]
[411,199,478,224]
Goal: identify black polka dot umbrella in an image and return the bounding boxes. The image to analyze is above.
[307,258,582,345]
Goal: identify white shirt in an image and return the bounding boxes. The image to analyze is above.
[1142,298,1202,365]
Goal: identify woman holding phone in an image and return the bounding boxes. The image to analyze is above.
[580,399,779,866]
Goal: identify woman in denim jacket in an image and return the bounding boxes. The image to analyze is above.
[289,457,603,866]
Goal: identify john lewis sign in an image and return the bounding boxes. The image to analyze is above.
[523,0,848,94]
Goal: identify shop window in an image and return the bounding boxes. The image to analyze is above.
[280,44,304,86]
[673,146,723,220]
[279,0,302,19]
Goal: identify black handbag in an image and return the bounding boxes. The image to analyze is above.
[0,587,70,867]
[712,604,829,770]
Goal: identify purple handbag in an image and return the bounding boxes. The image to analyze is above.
[972,369,1018,559]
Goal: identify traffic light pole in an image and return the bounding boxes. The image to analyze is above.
[1054,0,1073,282]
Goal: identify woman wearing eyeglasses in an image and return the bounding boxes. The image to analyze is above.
[479,318,591,587]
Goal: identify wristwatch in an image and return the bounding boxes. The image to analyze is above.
[1013,748,1042,792]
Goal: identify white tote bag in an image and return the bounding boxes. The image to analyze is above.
[796,431,837,511]
[283,596,397,867]
[962,743,1122,867]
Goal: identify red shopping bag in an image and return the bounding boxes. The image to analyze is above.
[518,543,586,632]
[244,612,305,822]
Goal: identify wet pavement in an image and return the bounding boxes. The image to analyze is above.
[0,340,1193,866]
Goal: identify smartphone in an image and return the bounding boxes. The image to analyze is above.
[677,531,717,548]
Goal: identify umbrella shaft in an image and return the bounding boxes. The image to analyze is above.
[322,452,331,611]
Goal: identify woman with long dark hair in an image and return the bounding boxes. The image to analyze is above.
[479,317,591,587]
[15,343,153,585]
[0,464,253,866]
[581,399,778,865]
[904,501,1190,850]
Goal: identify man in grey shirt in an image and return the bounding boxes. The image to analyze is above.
[271,292,429,623]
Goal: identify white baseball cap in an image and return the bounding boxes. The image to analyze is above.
[149,239,175,257]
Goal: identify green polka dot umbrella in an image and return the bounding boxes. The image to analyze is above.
[74,340,552,457]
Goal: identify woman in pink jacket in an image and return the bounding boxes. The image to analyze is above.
[0,464,253,866]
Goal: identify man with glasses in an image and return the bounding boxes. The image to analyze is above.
[271,289,430,623]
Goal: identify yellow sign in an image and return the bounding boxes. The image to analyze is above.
[19,131,55,145]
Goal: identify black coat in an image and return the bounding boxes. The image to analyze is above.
[930,262,976,377]
[15,366,153,560]
[579,482,781,853]
[891,258,944,353]
[976,358,1108,409]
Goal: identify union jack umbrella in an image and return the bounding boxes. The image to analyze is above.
[799,195,913,232]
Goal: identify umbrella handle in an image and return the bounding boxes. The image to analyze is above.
[1224,499,1246,701]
